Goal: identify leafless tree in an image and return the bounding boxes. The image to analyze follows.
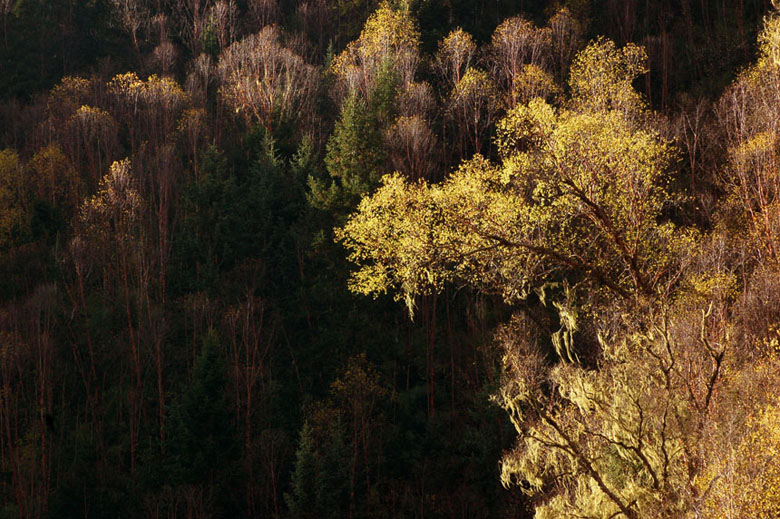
[397,81,436,119]
[547,8,583,81]
[206,0,239,51]
[108,0,149,67]
[248,0,280,30]
[295,0,332,55]
[217,26,319,131]
[385,115,438,181]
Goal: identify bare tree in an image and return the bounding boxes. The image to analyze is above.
[489,16,552,107]
[547,8,583,82]
[217,26,319,131]
[178,107,208,178]
[385,115,438,181]
[151,13,179,75]
[108,0,149,67]
[397,81,435,119]
[248,0,280,30]
[295,0,331,55]
[206,0,239,51]
[172,0,210,56]
[223,294,274,515]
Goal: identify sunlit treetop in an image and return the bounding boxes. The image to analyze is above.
[568,37,648,117]
[717,13,780,263]
[331,1,421,99]
[337,39,694,315]
[217,26,318,130]
[435,28,477,90]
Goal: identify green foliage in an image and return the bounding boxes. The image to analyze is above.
[285,422,318,518]
[166,330,241,515]
[173,128,307,294]
[311,93,388,213]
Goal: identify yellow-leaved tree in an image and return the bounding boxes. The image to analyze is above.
[335,37,744,519]
[331,1,420,101]
[337,39,693,311]
[717,13,780,263]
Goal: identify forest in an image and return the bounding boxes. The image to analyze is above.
[1,0,780,517]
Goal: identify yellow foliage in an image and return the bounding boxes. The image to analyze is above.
[511,64,561,105]
[47,76,93,120]
[0,149,28,248]
[717,13,780,262]
[108,72,188,113]
[27,144,81,212]
[339,68,688,308]
[332,2,420,97]
[435,28,477,89]
[699,396,780,519]
[77,158,142,251]
[568,38,648,116]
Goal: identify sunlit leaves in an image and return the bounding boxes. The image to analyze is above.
[74,158,142,261]
[717,14,780,263]
[448,68,498,154]
[0,149,28,248]
[568,38,648,116]
[490,16,552,108]
[27,144,80,214]
[435,28,477,90]
[338,42,687,308]
[496,304,729,519]
[331,1,420,100]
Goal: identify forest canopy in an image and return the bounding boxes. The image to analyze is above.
[0,1,779,518]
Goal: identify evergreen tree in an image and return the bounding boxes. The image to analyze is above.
[285,422,318,519]
[166,330,241,516]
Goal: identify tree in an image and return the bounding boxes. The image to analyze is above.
[27,144,81,216]
[0,149,29,249]
[310,92,387,213]
[547,8,583,82]
[285,422,317,519]
[446,67,497,156]
[108,0,148,67]
[335,33,780,519]
[489,16,552,108]
[73,158,145,478]
[247,0,280,30]
[494,292,737,519]
[330,1,420,102]
[337,40,692,313]
[217,26,318,132]
[166,330,241,517]
[434,28,477,92]
[384,114,438,181]
[716,13,780,264]
[64,105,119,190]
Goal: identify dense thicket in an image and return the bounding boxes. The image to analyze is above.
[0,1,778,518]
